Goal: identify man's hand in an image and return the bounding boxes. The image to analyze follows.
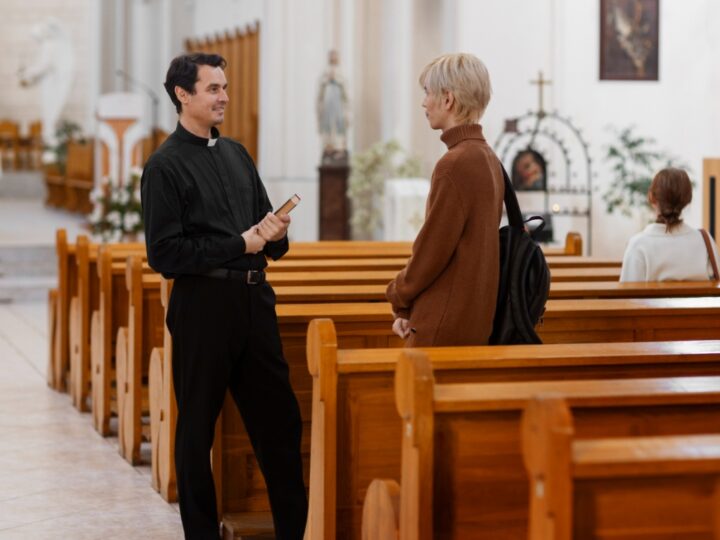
[392,317,412,339]
[257,212,290,242]
[242,226,267,254]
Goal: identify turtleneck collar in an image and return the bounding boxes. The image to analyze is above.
[174,121,220,147]
[440,123,485,149]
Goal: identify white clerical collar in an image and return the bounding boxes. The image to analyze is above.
[208,137,217,147]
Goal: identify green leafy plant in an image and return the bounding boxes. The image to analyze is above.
[88,168,143,242]
[347,140,421,239]
[603,126,690,217]
[51,119,85,173]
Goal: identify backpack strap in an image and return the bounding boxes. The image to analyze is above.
[699,228,719,281]
[500,165,524,228]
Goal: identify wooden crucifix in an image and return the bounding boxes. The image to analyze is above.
[530,71,552,116]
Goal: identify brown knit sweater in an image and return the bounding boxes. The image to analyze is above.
[386,124,504,346]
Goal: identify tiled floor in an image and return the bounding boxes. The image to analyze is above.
[0,199,88,246]
[0,300,185,539]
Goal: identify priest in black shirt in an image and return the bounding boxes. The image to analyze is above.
[141,53,307,540]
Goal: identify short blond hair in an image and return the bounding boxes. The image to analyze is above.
[419,53,492,124]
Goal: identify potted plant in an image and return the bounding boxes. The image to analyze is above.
[603,125,689,219]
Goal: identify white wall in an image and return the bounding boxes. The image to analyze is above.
[0,0,93,136]
[456,0,720,257]
[191,0,264,36]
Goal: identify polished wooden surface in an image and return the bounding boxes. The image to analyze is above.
[523,396,720,540]
[304,319,720,540]
[393,351,720,539]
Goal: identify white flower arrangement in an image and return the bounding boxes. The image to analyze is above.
[347,140,421,239]
[88,170,144,242]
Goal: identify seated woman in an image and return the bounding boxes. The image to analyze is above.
[620,167,720,282]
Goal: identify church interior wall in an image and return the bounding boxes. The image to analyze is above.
[175,0,329,241]
[456,0,720,257]
[0,0,93,137]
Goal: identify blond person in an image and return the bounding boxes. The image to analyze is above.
[620,167,720,282]
[386,53,504,346]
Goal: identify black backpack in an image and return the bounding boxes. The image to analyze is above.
[489,166,551,345]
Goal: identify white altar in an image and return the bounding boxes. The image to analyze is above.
[383,177,430,241]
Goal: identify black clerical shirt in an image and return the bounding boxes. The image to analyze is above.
[141,122,288,278]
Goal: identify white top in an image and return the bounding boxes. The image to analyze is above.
[619,222,720,282]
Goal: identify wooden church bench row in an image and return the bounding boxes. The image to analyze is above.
[51,230,615,409]
[52,253,708,536]
[284,231,583,259]
[302,319,720,539]
[147,295,720,535]
[360,350,720,539]
[49,229,143,392]
[521,396,720,540]
[44,139,96,213]
[55,240,718,447]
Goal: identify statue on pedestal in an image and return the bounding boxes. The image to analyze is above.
[316,50,349,164]
[18,17,75,163]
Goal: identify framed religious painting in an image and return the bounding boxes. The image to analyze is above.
[511,149,547,192]
[600,0,659,81]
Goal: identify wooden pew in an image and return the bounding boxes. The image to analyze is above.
[219,297,720,537]
[64,139,95,213]
[97,274,717,448]
[543,231,582,256]
[304,319,720,540]
[63,242,617,405]
[550,280,720,299]
[549,267,620,282]
[522,396,720,539]
[0,119,20,170]
[121,280,720,468]
[90,246,147,435]
[68,239,146,410]
[151,296,720,505]
[266,255,620,273]
[282,232,582,260]
[49,229,76,391]
[543,256,619,269]
[267,279,720,300]
[148,279,177,500]
[285,241,412,259]
[44,162,66,207]
[49,229,144,393]
[57,235,614,400]
[92,267,640,442]
[362,350,720,539]
[115,255,163,463]
[68,235,98,410]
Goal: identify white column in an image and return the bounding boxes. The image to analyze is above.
[87,0,102,135]
[381,0,413,150]
[339,0,355,153]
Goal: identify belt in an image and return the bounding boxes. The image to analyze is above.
[202,268,266,284]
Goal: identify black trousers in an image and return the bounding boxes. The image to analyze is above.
[167,275,307,540]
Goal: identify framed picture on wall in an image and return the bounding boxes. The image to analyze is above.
[600,0,659,81]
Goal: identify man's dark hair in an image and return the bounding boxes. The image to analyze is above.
[163,53,227,114]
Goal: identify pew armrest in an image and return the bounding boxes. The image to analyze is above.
[362,479,400,540]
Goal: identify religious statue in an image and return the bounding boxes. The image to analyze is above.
[17,17,75,163]
[316,50,349,162]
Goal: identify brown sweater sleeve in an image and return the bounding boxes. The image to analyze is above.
[386,169,467,317]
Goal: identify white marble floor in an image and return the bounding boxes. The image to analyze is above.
[0,299,185,539]
[0,199,88,247]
